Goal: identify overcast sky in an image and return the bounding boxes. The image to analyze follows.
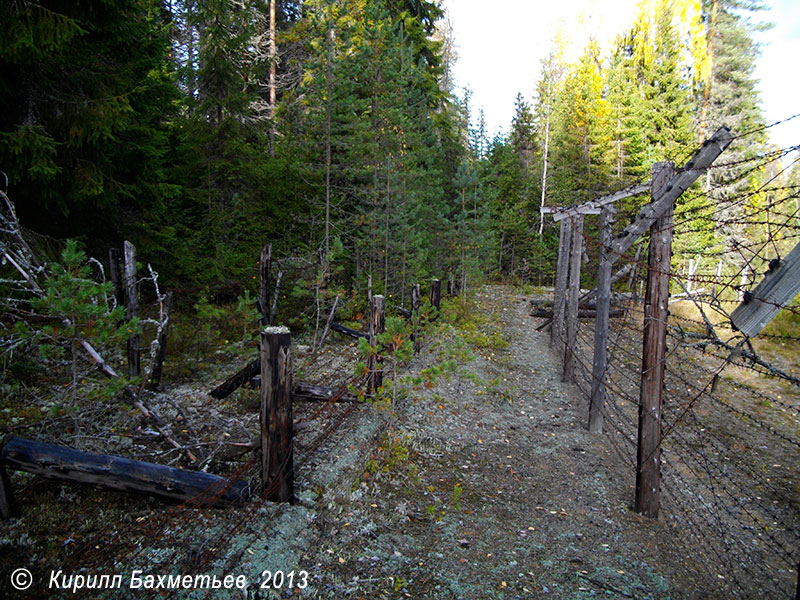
[441,0,800,153]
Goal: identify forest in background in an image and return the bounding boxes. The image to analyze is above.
[2,0,798,312]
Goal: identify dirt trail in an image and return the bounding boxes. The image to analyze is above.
[298,285,695,599]
[1,285,709,600]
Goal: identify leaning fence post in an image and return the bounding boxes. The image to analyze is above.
[367,294,385,395]
[562,215,584,383]
[123,241,140,379]
[411,283,421,354]
[589,206,615,432]
[551,219,571,350]
[260,326,293,503]
[635,161,675,518]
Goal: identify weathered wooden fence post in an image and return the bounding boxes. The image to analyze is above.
[562,215,584,383]
[551,219,571,350]
[635,161,675,518]
[123,241,140,379]
[411,283,421,354]
[259,243,272,326]
[108,247,125,311]
[148,291,174,390]
[589,206,615,432]
[367,294,385,395]
[430,278,441,321]
[260,326,293,503]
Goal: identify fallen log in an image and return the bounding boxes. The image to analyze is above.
[248,379,359,403]
[209,359,260,399]
[530,307,625,319]
[0,436,250,512]
[330,322,368,339]
[390,304,412,319]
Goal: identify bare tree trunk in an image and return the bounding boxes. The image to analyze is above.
[268,0,277,157]
[384,168,391,293]
[123,241,140,379]
[324,16,333,258]
[538,77,551,235]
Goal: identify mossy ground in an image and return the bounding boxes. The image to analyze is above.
[1,286,797,599]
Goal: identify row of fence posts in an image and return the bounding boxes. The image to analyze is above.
[551,162,687,518]
[1,237,447,509]
[109,236,445,503]
[548,126,733,518]
[259,276,442,503]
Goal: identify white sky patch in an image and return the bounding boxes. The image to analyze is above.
[443,0,800,156]
[755,0,800,156]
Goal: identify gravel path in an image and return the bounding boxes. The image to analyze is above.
[298,285,694,600]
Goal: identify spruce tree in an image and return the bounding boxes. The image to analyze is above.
[0,0,176,254]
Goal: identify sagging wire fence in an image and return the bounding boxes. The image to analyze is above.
[543,120,800,598]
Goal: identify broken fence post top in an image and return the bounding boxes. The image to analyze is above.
[263,325,290,335]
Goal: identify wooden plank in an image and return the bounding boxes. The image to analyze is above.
[123,241,140,379]
[209,359,260,399]
[547,182,649,221]
[0,436,249,509]
[610,126,732,263]
[330,322,368,339]
[260,326,293,503]
[551,207,602,219]
[590,182,651,208]
[589,205,614,433]
[635,162,675,519]
[730,240,800,337]
[551,219,571,349]
[562,215,584,383]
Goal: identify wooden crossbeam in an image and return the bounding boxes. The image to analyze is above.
[543,182,650,221]
[609,126,733,263]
